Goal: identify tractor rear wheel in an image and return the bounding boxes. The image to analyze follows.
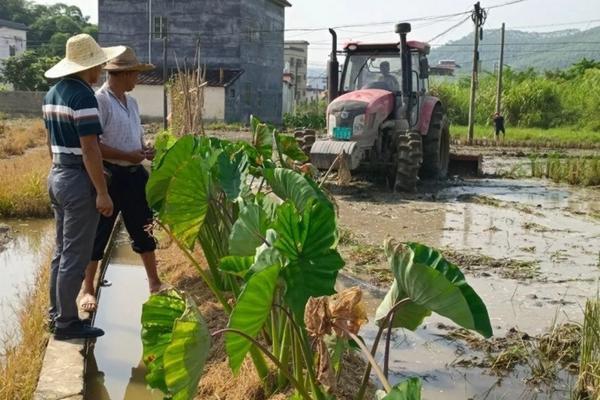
[294,129,316,155]
[421,105,450,179]
[392,131,423,192]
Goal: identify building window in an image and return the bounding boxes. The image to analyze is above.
[9,45,16,57]
[153,16,167,39]
[230,88,236,98]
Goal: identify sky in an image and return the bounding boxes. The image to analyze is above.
[33,0,600,68]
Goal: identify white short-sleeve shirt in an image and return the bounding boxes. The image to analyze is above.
[95,83,144,166]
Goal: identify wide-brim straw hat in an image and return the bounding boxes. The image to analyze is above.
[103,47,155,72]
[45,34,126,79]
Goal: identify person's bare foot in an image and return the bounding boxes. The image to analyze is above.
[79,293,97,312]
[149,281,169,294]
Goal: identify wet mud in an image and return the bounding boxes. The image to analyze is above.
[333,174,599,399]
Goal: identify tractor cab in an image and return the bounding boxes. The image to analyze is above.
[340,41,431,96]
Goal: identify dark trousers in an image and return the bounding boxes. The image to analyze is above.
[48,165,99,328]
[91,163,156,261]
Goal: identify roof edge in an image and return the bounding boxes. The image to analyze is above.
[267,0,292,7]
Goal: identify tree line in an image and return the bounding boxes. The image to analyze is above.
[1,0,97,91]
[431,58,600,131]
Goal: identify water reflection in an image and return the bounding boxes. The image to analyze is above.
[84,262,162,400]
[0,219,53,347]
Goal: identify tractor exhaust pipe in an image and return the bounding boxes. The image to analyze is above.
[328,28,339,103]
[395,22,412,120]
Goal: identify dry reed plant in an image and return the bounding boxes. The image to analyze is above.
[170,43,206,136]
[0,249,51,400]
[573,298,600,400]
[0,148,51,218]
[0,119,46,158]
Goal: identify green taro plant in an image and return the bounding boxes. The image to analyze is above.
[141,117,493,399]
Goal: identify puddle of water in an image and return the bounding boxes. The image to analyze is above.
[85,262,162,400]
[0,219,53,347]
[335,178,600,399]
[337,275,578,400]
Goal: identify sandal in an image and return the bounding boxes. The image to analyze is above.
[79,293,98,313]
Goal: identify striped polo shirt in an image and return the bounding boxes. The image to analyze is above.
[42,77,103,156]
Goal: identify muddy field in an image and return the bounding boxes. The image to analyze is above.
[329,148,599,399]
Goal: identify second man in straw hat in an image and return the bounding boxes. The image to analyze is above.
[79,47,165,314]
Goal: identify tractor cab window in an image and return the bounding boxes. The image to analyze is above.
[343,54,402,93]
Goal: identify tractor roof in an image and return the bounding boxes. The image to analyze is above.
[343,41,430,54]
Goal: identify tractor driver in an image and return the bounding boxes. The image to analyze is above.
[379,61,400,92]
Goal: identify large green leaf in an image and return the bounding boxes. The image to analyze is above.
[146,135,198,211]
[377,377,422,400]
[274,201,344,319]
[228,201,270,256]
[276,134,308,162]
[225,263,280,374]
[217,150,248,201]
[161,157,212,248]
[264,168,329,212]
[251,117,273,162]
[153,131,177,170]
[375,242,493,338]
[141,290,210,400]
[219,255,255,277]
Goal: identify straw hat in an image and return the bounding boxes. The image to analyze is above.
[104,47,155,72]
[45,34,126,79]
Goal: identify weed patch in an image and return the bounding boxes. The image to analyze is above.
[0,119,46,158]
[0,249,51,400]
[530,156,600,187]
[574,298,600,399]
[0,148,51,218]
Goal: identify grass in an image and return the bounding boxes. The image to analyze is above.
[204,121,247,132]
[0,118,46,158]
[573,298,600,400]
[0,148,52,218]
[0,250,51,400]
[529,156,600,187]
[451,125,600,149]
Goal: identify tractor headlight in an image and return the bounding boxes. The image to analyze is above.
[353,114,366,136]
[328,114,337,137]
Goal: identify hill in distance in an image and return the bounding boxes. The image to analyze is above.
[429,25,600,73]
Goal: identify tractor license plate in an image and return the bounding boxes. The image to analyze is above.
[333,127,352,140]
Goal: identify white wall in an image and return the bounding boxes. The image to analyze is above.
[130,85,225,121]
[282,82,294,115]
[0,27,26,62]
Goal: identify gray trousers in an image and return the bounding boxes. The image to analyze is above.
[48,165,99,329]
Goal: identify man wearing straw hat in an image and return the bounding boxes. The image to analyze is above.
[43,34,126,340]
[79,47,164,313]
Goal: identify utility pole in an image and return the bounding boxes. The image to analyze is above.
[162,35,168,130]
[467,2,486,144]
[495,22,506,115]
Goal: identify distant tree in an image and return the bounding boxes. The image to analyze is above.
[0,2,97,90]
[1,51,60,91]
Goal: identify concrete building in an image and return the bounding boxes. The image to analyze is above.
[98,0,291,123]
[0,19,27,64]
[284,40,309,104]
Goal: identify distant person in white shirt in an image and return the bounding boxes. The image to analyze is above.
[80,47,164,313]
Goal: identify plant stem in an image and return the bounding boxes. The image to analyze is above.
[384,311,394,379]
[157,221,231,314]
[213,329,312,400]
[277,318,291,389]
[356,298,412,399]
[341,328,392,393]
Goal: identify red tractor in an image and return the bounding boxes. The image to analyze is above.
[298,23,449,191]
